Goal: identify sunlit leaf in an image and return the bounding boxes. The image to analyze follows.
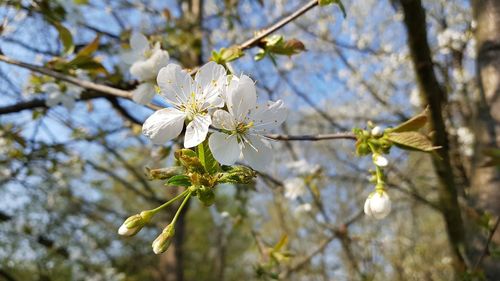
[391,107,429,133]
[387,131,440,152]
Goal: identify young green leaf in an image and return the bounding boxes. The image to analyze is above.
[391,107,429,133]
[76,36,100,57]
[166,175,192,187]
[51,21,74,55]
[387,131,441,152]
[197,140,219,175]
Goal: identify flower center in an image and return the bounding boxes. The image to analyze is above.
[235,121,254,135]
[181,92,204,120]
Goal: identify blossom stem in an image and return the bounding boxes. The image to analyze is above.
[151,189,190,214]
[368,142,385,186]
[170,191,193,226]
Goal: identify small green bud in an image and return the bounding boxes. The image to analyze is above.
[218,165,256,184]
[152,224,175,254]
[356,142,370,156]
[118,210,154,237]
[197,185,215,206]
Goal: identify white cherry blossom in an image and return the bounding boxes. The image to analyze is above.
[364,190,391,219]
[372,153,388,167]
[142,62,226,148]
[42,82,82,110]
[122,32,170,104]
[283,177,307,200]
[208,75,287,170]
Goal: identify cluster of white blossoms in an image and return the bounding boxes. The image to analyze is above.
[363,126,391,220]
[122,33,170,104]
[141,61,287,170]
[41,70,88,110]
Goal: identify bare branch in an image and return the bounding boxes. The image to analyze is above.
[239,0,318,50]
[473,217,500,272]
[265,132,356,141]
[0,54,131,99]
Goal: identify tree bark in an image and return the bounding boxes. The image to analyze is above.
[471,0,500,278]
[399,0,468,275]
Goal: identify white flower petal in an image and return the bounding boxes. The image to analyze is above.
[250,100,287,132]
[195,61,226,103]
[157,64,198,105]
[41,83,60,93]
[130,49,169,81]
[373,154,388,167]
[284,177,306,200]
[365,191,391,219]
[241,134,272,171]
[121,50,142,65]
[371,126,383,137]
[142,108,186,144]
[209,132,240,165]
[364,197,373,217]
[184,114,211,148]
[130,32,149,53]
[133,82,156,104]
[211,110,236,130]
[227,75,257,122]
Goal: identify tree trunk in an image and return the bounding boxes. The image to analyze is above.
[470,0,500,279]
[399,0,467,275]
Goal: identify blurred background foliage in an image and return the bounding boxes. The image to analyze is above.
[0,0,499,280]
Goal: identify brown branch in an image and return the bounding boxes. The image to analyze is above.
[239,0,318,50]
[0,91,105,115]
[0,54,131,99]
[265,132,356,141]
[473,217,500,272]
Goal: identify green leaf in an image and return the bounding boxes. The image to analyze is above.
[273,234,288,252]
[391,107,429,133]
[166,175,191,187]
[387,131,441,152]
[76,36,100,57]
[254,50,267,61]
[197,140,219,175]
[210,46,244,64]
[51,21,74,55]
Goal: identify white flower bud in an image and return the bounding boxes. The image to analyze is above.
[364,191,391,219]
[152,224,175,254]
[371,126,384,137]
[118,210,154,237]
[372,154,388,167]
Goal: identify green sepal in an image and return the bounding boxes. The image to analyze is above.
[166,175,192,187]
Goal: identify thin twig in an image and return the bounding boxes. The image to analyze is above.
[473,217,500,272]
[265,132,356,141]
[239,0,318,50]
[0,54,131,99]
